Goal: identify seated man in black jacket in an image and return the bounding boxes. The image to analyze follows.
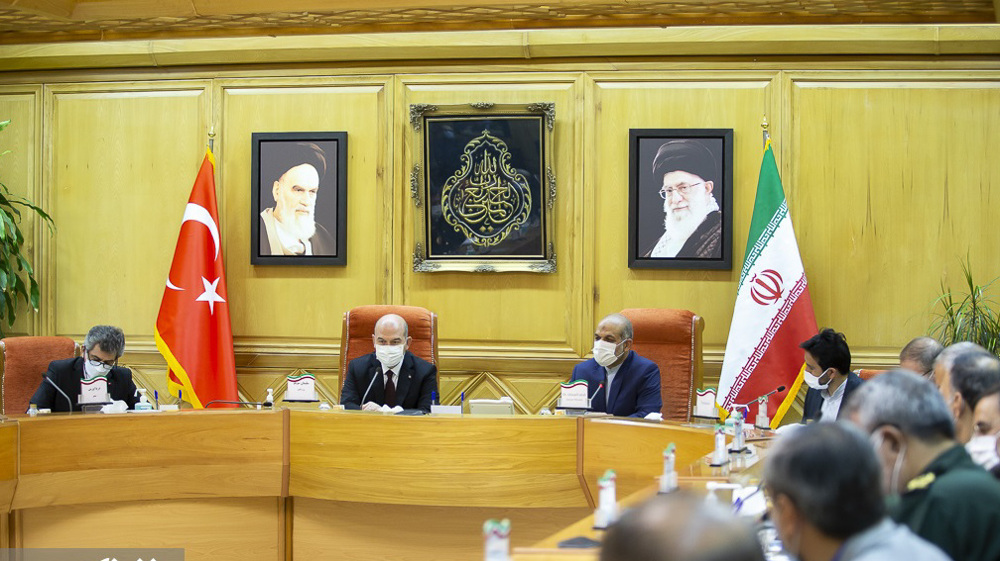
[340,313,437,413]
[29,325,138,412]
[801,328,862,422]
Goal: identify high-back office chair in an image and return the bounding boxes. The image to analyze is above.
[856,369,887,381]
[0,336,80,415]
[620,309,704,423]
[339,305,439,392]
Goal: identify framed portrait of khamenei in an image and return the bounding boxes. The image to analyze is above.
[410,102,556,273]
[250,131,348,266]
[627,129,734,270]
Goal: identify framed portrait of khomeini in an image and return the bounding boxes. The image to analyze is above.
[251,132,348,266]
[409,102,556,273]
[627,129,733,270]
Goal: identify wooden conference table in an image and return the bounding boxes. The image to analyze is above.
[0,409,727,561]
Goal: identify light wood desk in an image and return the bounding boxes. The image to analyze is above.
[3,410,716,561]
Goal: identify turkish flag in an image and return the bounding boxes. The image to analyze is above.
[155,150,238,408]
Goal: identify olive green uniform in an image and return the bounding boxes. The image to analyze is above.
[891,444,1000,561]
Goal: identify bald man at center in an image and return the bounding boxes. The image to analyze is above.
[340,314,438,413]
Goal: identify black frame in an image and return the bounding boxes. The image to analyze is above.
[627,128,734,270]
[410,102,556,273]
[251,131,348,266]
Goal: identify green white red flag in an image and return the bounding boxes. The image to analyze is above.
[155,150,238,408]
[717,134,817,427]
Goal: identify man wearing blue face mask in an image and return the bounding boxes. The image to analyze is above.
[569,314,661,418]
[28,325,138,412]
[800,328,863,422]
[340,313,437,413]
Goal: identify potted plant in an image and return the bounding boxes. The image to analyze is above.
[0,119,54,336]
[929,258,1000,355]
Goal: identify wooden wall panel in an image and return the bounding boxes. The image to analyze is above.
[788,75,1000,350]
[398,76,584,355]
[47,83,211,341]
[0,54,996,416]
[590,75,778,349]
[0,88,41,337]
[219,79,391,345]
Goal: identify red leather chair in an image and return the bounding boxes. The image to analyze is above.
[857,369,886,381]
[0,336,80,415]
[620,309,704,422]
[340,305,438,392]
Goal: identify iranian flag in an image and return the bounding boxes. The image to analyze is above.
[717,134,817,427]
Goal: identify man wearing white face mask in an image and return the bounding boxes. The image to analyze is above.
[340,314,437,413]
[800,328,862,423]
[970,384,1000,477]
[843,370,1000,561]
[764,422,949,561]
[28,325,138,412]
[569,314,661,418]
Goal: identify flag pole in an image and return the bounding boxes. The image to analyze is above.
[208,125,215,153]
[761,115,769,148]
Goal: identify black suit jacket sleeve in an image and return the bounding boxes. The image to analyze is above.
[340,359,368,409]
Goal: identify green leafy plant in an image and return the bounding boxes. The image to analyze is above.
[0,119,54,335]
[929,258,1000,355]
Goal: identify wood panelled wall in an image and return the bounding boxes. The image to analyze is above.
[0,35,998,414]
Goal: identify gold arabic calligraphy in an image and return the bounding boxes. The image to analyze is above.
[441,130,532,247]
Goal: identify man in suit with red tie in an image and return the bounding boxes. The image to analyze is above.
[570,314,662,418]
[340,313,437,413]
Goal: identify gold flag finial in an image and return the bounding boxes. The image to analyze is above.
[208,125,216,153]
[761,115,769,131]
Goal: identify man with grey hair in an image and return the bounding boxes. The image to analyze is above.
[933,342,998,443]
[601,492,764,561]
[29,325,138,412]
[570,313,661,417]
[898,336,943,379]
[340,313,437,412]
[842,369,1000,561]
[764,422,948,561]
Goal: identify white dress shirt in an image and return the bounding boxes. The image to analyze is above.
[819,378,848,422]
[605,363,623,408]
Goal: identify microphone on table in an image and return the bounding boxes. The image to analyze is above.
[736,386,786,408]
[204,400,272,409]
[589,383,604,409]
[42,373,74,413]
[359,366,381,406]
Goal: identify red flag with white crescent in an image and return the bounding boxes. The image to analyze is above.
[155,150,238,408]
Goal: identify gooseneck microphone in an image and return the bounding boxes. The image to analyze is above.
[736,385,786,408]
[204,400,272,409]
[360,367,381,406]
[42,373,74,413]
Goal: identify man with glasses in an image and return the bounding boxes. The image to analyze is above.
[29,325,138,412]
[644,139,722,259]
[898,336,943,379]
[843,369,1000,561]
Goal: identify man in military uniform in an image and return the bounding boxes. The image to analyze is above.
[844,370,1000,561]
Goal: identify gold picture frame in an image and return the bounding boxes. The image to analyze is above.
[410,102,556,273]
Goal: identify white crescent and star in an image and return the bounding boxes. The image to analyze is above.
[163,203,226,313]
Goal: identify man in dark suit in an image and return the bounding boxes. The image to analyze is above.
[29,325,138,412]
[340,313,437,413]
[801,328,862,422]
[571,313,662,418]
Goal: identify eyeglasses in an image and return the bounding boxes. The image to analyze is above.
[86,354,116,368]
[659,182,704,199]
